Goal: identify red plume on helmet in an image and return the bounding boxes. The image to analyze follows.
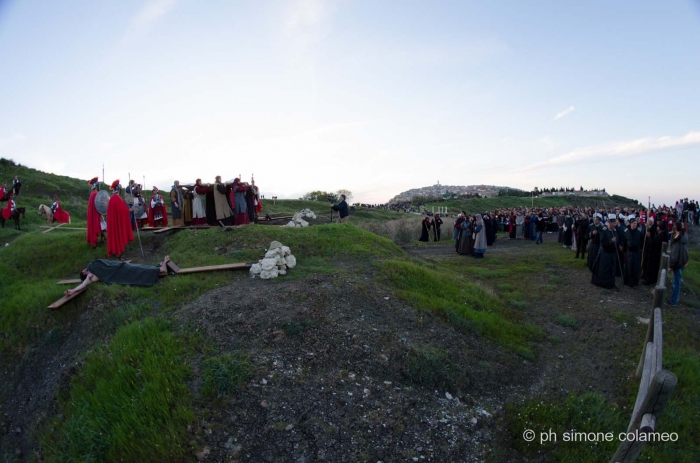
[111,180,120,190]
[88,177,99,186]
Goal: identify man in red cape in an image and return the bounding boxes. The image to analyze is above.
[1,191,14,220]
[147,186,168,227]
[51,194,71,223]
[86,177,102,247]
[106,180,134,258]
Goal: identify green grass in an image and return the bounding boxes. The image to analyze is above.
[201,352,254,398]
[42,318,195,463]
[682,249,700,297]
[401,344,468,391]
[505,393,627,462]
[555,314,579,330]
[379,259,542,357]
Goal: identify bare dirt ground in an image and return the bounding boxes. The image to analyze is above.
[175,273,528,463]
[2,228,698,462]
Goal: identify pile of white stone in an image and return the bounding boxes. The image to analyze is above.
[249,241,297,279]
[284,208,317,227]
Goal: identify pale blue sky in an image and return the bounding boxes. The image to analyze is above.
[1,0,698,205]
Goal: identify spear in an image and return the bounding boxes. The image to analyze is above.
[129,172,145,259]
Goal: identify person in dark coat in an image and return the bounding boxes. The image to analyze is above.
[563,212,574,248]
[591,216,619,289]
[485,214,495,246]
[419,215,432,242]
[587,215,604,271]
[574,214,589,259]
[615,214,627,279]
[433,213,443,241]
[668,222,690,306]
[458,215,473,255]
[624,216,643,287]
[453,212,465,252]
[643,219,667,285]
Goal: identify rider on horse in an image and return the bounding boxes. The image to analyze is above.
[1,191,15,220]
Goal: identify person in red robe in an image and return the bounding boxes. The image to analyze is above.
[51,194,71,223]
[1,191,14,220]
[86,177,102,247]
[147,187,168,227]
[106,180,134,258]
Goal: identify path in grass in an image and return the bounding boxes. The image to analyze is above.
[404,230,700,461]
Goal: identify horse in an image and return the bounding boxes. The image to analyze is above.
[38,204,54,223]
[0,207,26,230]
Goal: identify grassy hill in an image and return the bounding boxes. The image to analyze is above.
[1,161,698,462]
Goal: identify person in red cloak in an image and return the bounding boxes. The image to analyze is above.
[1,191,14,220]
[147,186,168,227]
[51,194,71,223]
[86,177,102,247]
[106,180,134,258]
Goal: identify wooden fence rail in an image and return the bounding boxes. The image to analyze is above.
[610,241,677,463]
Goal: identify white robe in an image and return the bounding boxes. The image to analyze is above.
[192,189,206,219]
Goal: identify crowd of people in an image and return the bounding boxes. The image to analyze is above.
[435,199,695,304]
[358,201,422,213]
[85,176,263,258]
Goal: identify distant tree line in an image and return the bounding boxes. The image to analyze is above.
[301,189,353,202]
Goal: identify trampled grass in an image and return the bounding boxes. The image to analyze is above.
[201,352,254,398]
[378,259,543,357]
[42,318,194,463]
[400,344,468,391]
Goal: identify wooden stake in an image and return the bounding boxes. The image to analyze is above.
[42,223,66,233]
[176,263,249,274]
[48,287,88,310]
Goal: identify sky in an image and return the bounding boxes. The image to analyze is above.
[0,0,699,206]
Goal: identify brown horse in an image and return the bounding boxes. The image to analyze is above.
[0,207,26,230]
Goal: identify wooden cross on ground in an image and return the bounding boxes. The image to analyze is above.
[48,260,251,310]
[41,223,66,233]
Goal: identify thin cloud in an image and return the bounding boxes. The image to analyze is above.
[554,106,575,120]
[122,0,177,43]
[283,0,334,54]
[523,131,700,171]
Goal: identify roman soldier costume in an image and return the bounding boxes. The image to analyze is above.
[1,192,14,220]
[51,194,71,223]
[86,177,102,247]
[106,180,134,258]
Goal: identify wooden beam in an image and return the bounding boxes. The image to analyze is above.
[42,223,65,233]
[176,263,249,274]
[154,226,184,234]
[39,226,87,230]
[653,308,663,374]
[166,260,181,273]
[56,279,81,285]
[47,287,88,310]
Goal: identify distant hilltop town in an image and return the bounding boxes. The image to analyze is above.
[389,183,610,203]
[390,183,515,203]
